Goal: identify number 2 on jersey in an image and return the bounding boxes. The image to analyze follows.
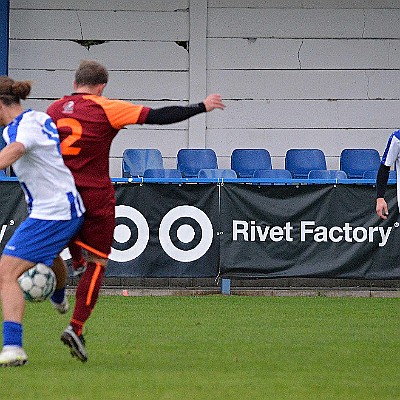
[57,118,82,155]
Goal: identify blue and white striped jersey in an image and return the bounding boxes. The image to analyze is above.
[381,130,400,168]
[2,109,85,220]
[381,130,400,209]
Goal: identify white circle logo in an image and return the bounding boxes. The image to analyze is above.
[109,205,149,262]
[159,205,213,262]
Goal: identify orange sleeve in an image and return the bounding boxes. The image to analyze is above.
[83,95,143,129]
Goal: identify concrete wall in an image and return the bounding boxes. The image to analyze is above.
[8,0,400,175]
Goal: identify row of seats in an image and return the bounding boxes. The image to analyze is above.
[122,148,239,178]
[122,148,394,180]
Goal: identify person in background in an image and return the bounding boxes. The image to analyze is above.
[376,131,400,220]
[0,76,84,367]
[47,60,225,362]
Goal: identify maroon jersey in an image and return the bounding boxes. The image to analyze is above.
[47,94,144,188]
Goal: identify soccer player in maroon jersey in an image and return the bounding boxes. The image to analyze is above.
[47,60,225,362]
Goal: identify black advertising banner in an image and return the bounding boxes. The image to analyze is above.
[220,184,400,279]
[1,181,400,279]
[107,183,220,277]
[0,182,27,253]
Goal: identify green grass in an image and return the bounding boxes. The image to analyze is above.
[1,295,399,400]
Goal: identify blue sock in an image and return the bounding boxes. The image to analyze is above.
[2,321,23,347]
[50,287,65,304]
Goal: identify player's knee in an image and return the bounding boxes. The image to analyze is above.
[86,253,107,267]
[0,266,15,289]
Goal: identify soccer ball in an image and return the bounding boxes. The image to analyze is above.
[18,263,57,302]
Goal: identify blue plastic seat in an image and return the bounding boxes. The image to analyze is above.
[308,170,347,180]
[177,149,218,177]
[285,149,327,179]
[340,149,381,179]
[253,169,292,179]
[122,149,163,177]
[362,169,396,180]
[143,169,182,178]
[198,168,237,179]
[0,169,6,178]
[231,149,272,178]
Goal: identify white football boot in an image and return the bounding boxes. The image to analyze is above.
[0,345,28,367]
[50,297,69,314]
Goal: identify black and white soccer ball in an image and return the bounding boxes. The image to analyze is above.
[18,263,57,302]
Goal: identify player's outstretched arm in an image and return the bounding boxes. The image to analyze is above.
[143,94,225,125]
[202,94,225,112]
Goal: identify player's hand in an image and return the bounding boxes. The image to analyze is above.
[376,197,389,220]
[203,94,225,112]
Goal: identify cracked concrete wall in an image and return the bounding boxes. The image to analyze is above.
[8,0,400,174]
[8,0,191,175]
[206,2,400,169]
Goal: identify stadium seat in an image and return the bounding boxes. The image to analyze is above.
[177,149,218,177]
[308,170,347,180]
[362,169,397,180]
[285,149,327,179]
[143,168,182,178]
[198,168,237,178]
[122,149,163,177]
[253,169,292,179]
[0,169,6,178]
[340,149,381,179]
[231,149,272,178]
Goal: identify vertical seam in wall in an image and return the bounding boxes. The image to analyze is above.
[75,10,84,41]
[297,39,304,70]
[362,9,366,38]
[365,70,370,100]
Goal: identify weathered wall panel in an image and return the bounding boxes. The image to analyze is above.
[206,4,399,171]
[208,100,400,129]
[208,9,365,38]
[11,0,188,11]
[209,0,400,8]
[9,40,188,71]
[208,70,369,100]
[207,38,400,70]
[10,70,189,100]
[10,10,188,40]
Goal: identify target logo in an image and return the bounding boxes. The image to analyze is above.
[159,205,214,262]
[110,205,149,262]
[109,205,213,263]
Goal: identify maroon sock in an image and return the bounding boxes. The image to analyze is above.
[70,261,104,335]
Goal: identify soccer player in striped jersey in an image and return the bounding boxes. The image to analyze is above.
[47,60,225,362]
[0,76,85,367]
[376,131,400,219]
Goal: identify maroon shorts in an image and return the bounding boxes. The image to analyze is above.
[74,186,116,257]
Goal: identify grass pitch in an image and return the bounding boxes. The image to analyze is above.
[0,295,399,400]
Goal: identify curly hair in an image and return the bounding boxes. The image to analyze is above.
[0,76,32,105]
